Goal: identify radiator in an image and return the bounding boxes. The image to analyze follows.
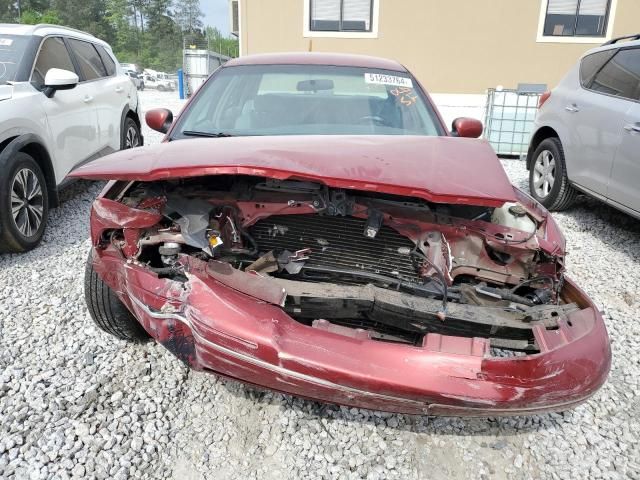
[249,214,420,283]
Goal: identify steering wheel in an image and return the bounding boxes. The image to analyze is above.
[357,115,387,126]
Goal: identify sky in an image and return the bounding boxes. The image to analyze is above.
[201,0,231,36]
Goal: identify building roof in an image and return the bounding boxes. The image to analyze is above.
[225,52,407,72]
[0,23,107,47]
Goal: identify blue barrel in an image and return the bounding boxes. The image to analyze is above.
[178,68,185,100]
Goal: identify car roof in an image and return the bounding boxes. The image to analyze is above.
[0,23,109,48]
[225,52,407,72]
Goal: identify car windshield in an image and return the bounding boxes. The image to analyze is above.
[0,35,29,84]
[173,64,444,138]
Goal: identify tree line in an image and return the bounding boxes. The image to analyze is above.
[0,0,238,72]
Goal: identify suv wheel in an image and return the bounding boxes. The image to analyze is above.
[529,137,578,211]
[0,152,49,253]
[122,117,141,149]
[85,249,150,342]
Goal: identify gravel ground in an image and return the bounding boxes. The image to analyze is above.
[1,89,639,480]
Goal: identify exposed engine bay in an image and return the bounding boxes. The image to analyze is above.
[100,175,573,354]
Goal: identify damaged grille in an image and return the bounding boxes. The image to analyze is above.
[249,214,420,283]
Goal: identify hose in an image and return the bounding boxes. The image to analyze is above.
[240,229,259,256]
[509,275,555,293]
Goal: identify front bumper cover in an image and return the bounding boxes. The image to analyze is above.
[91,247,611,416]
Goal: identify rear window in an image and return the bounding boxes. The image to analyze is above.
[0,35,31,84]
[589,48,640,101]
[580,49,616,87]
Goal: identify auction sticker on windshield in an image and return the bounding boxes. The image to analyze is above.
[365,73,413,88]
[0,38,13,46]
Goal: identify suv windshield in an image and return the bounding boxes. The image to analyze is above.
[0,35,30,84]
[173,65,444,138]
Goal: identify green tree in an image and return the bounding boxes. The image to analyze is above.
[52,0,115,43]
[174,0,202,33]
[1,0,19,22]
[206,26,238,58]
[21,8,61,24]
[3,0,224,73]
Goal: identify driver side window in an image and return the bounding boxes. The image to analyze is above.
[31,37,76,89]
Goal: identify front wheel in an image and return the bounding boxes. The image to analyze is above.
[0,152,49,253]
[84,249,150,342]
[528,137,578,211]
[122,117,141,150]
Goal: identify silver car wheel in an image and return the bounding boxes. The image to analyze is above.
[125,125,140,149]
[11,168,44,238]
[533,150,556,198]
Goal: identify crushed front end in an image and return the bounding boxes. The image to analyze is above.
[87,176,611,415]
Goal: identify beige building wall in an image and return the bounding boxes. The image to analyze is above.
[238,0,640,93]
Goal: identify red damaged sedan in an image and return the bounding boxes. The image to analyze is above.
[72,53,610,416]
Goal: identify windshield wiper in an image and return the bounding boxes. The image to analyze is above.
[182,130,234,138]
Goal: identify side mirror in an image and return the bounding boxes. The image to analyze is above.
[451,117,483,138]
[145,108,173,134]
[43,68,79,98]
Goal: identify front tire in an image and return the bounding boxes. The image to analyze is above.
[121,117,141,150]
[0,152,49,253]
[84,249,150,342]
[529,137,578,211]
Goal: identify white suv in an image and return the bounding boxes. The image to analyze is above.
[526,34,640,218]
[142,74,174,91]
[0,23,142,252]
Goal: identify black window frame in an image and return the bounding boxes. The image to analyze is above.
[309,0,374,33]
[581,47,640,102]
[543,0,612,38]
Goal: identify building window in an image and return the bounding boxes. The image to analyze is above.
[543,0,611,37]
[230,0,239,37]
[310,0,373,32]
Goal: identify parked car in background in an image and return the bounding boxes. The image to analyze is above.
[526,34,640,218]
[0,23,143,253]
[144,68,169,80]
[144,68,178,90]
[124,70,144,90]
[142,73,174,91]
[167,73,179,89]
[120,62,140,73]
[73,52,610,416]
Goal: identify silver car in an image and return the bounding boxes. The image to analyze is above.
[526,34,640,218]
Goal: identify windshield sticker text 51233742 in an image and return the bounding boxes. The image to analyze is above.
[364,73,413,88]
